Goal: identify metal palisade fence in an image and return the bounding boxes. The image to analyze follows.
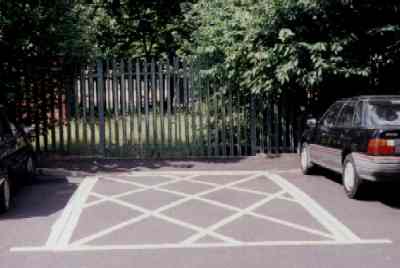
[29,58,305,158]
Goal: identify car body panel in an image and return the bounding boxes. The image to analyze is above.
[0,108,35,189]
[302,95,400,181]
[353,153,400,181]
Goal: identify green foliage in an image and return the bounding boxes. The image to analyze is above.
[2,0,400,125]
[0,0,91,128]
[76,0,196,58]
[0,0,91,95]
[189,0,400,105]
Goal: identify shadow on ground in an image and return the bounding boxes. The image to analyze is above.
[0,176,77,220]
[37,154,299,173]
[317,167,400,209]
[39,158,243,172]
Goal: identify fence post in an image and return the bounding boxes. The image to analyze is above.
[250,93,257,156]
[97,60,106,155]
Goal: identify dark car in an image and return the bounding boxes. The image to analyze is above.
[300,95,400,199]
[0,106,37,213]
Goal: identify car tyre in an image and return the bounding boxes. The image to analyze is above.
[300,143,315,175]
[24,154,37,184]
[0,175,11,213]
[343,154,364,199]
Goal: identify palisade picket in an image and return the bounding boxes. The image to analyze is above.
[29,57,303,158]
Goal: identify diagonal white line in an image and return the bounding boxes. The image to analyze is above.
[101,174,198,192]
[84,172,335,243]
[152,186,336,240]
[71,173,263,246]
[152,213,239,244]
[85,175,197,208]
[182,190,287,244]
[120,173,335,240]
[246,211,335,240]
[17,170,391,253]
[72,192,239,246]
[140,174,183,180]
[265,171,361,242]
[46,177,98,247]
[186,177,298,203]
[104,173,263,201]
[84,189,147,208]
[117,174,183,179]
[228,186,298,203]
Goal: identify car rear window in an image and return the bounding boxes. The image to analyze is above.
[366,100,400,127]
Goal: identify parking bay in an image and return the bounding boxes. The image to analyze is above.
[10,171,389,252]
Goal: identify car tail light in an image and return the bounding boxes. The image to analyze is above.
[367,139,396,155]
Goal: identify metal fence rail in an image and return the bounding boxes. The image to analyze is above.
[30,58,304,158]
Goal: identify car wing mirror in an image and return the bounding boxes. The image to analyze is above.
[306,118,317,129]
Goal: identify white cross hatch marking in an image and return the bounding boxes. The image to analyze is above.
[186,177,298,203]
[71,173,335,246]
[70,174,265,246]
[181,190,287,244]
[11,171,391,252]
[84,174,196,208]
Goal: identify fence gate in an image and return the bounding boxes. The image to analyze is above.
[34,58,303,158]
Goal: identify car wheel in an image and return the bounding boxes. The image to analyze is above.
[25,154,37,184]
[343,155,364,199]
[0,175,11,213]
[300,143,315,175]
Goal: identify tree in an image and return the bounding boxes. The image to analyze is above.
[0,0,91,125]
[189,0,400,113]
[76,0,196,59]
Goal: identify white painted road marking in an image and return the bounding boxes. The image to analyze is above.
[266,172,361,242]
[71,173,262,246]
[46,177,98,247]
[11,239,391,252]
[107,175,336,240]
[11,171,391,252]
[182,190,287,244]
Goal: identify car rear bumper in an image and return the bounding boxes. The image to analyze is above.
[353,153,400,181]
